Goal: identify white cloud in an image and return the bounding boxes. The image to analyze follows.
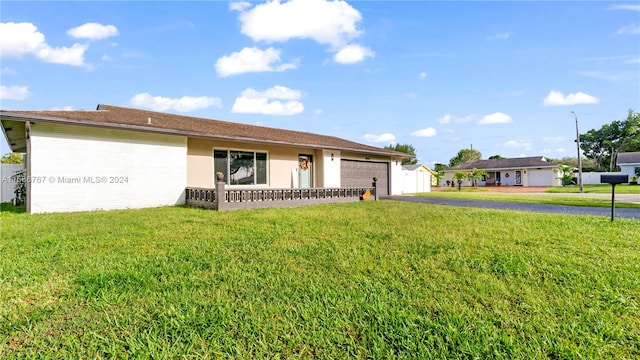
[543,91,599,106]
[543,136,565,143]
[51,106,74,110]
[37,43,89,66]
[0,85,30,100]
[231,85,304,115]
[478,112,512,125]
[314,108,323,115]
[262,85,302,100]
[235,0,363,48]
[486,32,511,41]
[610,4,640,11]
[410,127,437,138]
[229,1,252,12]
[616,24,640,35]
[364,133,396,143]
[437,114,452,124]
[628,58,640,64]
[419,72,427,80]
[0,22,88,66]
[67,22,119,40]
[233,0,371,63]
[215,47,297,77]
[130,93,222,112]
[504,139,532,151]
[333,44,374,64]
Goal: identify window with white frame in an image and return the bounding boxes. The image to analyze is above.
[214,150,268,185]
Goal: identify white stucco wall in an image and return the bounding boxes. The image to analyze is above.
[389,160,404,195]
[29,123,187,213]
[442,172,472,187]
[619,164,640,179]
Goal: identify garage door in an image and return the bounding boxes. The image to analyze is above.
[527,169,551,186]
[340,159,389,196]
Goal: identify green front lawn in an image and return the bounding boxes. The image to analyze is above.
[547,184,640,194]
[1,203,639,358]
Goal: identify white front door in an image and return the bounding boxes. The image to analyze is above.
[515,170,522,186]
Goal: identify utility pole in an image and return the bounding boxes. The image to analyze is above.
[571,111,584,193]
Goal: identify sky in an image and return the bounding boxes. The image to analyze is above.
[1,1,639,167]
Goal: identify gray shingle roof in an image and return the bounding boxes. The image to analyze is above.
[1,104,410,157]
[447,156,557,171]
[617,152,640,165]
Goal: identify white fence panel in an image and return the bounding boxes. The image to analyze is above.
[1,163,25,203]
[581,172,623,185]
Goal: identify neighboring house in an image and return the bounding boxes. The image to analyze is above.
[400,164,432,194]
[0,104,410,213]
[443,156,561,187]
[616,152,640,179]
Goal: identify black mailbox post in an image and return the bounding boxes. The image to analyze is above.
[600,174,629,221]
[372,177,378,201]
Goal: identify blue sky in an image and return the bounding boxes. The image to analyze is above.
[1,1,639,166]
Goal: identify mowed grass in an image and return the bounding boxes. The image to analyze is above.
[1,202,639,358]
[547,184,640,194]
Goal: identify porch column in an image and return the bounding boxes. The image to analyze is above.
[214,172,226,210]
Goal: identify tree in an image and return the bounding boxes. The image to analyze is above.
[384,143,418,165]
[432,163,448,186]
[453,171,467,190]
[433,163,448,172]
[545,156,598,172]
[580,109,640,171]
[469,168,487,187]
[488,155,505,160]
[557,164,575,186]
[449,148,482,167]
[1,152,23,164]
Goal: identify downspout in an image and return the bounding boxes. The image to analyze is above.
[25,121,31,213]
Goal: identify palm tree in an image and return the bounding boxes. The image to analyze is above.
[469,168,487,188]
[453,171,467,190]
[557,164,575,186]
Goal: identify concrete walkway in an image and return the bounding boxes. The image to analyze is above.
[384,195,640,220]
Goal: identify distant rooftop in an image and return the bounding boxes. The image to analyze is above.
[617,152,640,165]
[447,156,557,170]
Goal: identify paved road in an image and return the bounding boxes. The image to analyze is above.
[384,196,640,220]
